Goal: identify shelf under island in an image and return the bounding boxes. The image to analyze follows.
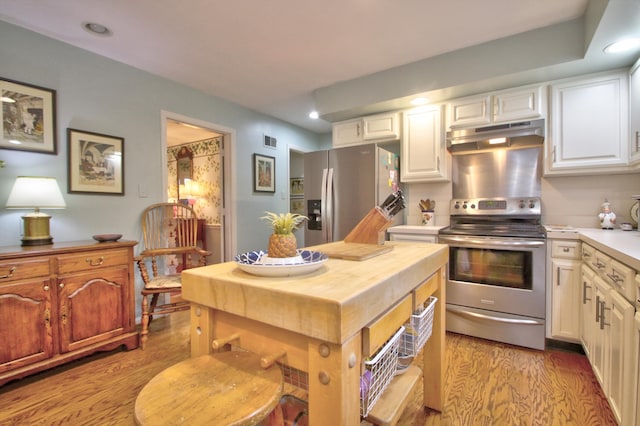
[181,240,448,425]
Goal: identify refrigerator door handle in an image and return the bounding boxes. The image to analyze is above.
[320,168,329,242]
[326,167,334,242]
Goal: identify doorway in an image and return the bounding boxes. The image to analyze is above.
[162,111,235,262]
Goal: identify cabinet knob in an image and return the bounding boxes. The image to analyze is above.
[43,285,49,291]
[59,282,65,289]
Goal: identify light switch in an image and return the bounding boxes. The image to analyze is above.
[138,184,148,198]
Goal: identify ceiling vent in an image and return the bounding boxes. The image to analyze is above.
[264,134,277,148]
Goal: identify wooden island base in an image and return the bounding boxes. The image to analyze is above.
[182,241,447,425]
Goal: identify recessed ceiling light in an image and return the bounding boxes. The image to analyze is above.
[410,97,429,106]
[603,38,640,54]
[83,22,112,36]
[308,111,319,119]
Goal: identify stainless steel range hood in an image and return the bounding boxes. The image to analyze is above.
[446,119,545,153]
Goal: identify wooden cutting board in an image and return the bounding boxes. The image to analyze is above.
[312,241,393,261]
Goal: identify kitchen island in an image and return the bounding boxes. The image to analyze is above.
[181,241,447,425]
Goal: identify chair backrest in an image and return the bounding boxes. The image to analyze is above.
[141,203,200,252]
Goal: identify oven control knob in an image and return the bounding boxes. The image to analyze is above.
[462,203,467,209]
[470,204,476,209]
[519,200,525,208]
[529,200,536,208]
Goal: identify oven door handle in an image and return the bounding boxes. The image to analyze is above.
[438,235,545,248]
[447,306,544,325]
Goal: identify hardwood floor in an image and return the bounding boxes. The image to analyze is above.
[0,311,616,425]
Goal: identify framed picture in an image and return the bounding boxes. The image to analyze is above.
[253,153,275,193]
[68,128,124,195]
[290,198,305,215]
[290,177,304,196]
[1,78,57,154]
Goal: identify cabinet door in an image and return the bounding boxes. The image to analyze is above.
[580,266,595,358]
[362,112,400,141]
[550,258,581,341]
[401,105,449,182]
[332,119,363,147]
[630,58,640,164]
[634,313,640,426]
[0,279,54,373]
[591,275,609,389]
[58,266,129,353]
[606,289,635,425]
[493,86,543,123]
[448,95,491,128]
[548,72,629,174]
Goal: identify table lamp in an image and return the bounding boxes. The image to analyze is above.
[5,176,66,246]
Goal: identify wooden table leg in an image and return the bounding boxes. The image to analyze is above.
[307,333,363,425]
[190,303,215,357]
[422,267,446,411]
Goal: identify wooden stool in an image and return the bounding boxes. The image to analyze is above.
[135,351,283,426]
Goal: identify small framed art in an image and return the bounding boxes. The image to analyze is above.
[253,153,275,193]
[68,128,124,195]
[1,78,57,154]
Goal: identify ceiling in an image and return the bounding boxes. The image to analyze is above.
[1,1,640,135]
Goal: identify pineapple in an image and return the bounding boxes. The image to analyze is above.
[261,212,307,258]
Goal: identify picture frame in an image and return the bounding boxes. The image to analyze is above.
[290,177,304,196]
[1,77,57,154]
[253,153,275,193]
[68,128,125,195]
[290,198,305,215]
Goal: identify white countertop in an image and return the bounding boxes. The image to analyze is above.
[575,228,640,271]
[387,225,447,235]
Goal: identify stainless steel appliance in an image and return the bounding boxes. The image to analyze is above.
[440,120,546,350]
[304,144,401,245]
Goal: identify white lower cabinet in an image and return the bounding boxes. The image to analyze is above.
[580,266,595,358]
[606,289,635,425]
[548,239,581,341]
[582,243,637,426]
[634,312,640,426]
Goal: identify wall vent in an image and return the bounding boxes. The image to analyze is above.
[264,134,277,148]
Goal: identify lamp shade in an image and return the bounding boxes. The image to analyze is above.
[6,176,66,209]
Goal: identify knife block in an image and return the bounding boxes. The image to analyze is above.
[344,207,393,245]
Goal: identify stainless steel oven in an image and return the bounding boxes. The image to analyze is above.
[439,198,547,350]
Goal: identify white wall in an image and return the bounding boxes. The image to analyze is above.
[0,21,328,317]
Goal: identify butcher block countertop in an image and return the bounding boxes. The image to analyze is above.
[181,241,448,345]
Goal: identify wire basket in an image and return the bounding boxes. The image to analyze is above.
[360,325,405,417]
[399,296,437,357]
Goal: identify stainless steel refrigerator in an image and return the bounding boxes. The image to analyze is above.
[304,143,401,246]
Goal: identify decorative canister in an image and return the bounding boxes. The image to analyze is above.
[421,210,435,226]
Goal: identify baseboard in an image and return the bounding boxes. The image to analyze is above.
[545,338,584,354]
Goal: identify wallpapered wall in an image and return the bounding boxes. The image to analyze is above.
[167,137,222,225]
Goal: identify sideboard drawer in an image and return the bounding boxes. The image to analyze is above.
[551,240,581,260]
[57,249,129,274]
[0,258,51,283]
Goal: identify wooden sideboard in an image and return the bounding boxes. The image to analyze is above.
[0,240,139,386]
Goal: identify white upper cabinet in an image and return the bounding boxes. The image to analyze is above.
[401,105,449,182]
[630,57,640,164]
[447,85,545,129]
[546,70,630,175]
[332,112,400,147]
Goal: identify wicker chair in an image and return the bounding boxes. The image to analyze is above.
[135,203,211,349]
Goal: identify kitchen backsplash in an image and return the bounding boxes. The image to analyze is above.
[401,173,638,228]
